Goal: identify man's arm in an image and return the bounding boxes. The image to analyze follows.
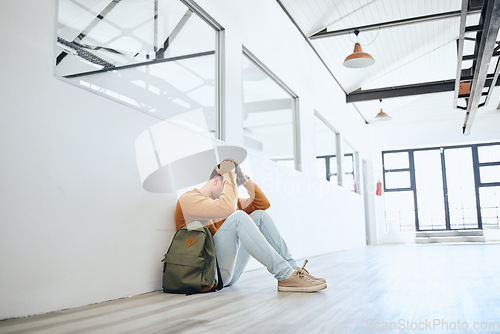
[238,178,271,213]
[179,172,238,220]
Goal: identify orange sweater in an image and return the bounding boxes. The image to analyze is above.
[175,172,271,236]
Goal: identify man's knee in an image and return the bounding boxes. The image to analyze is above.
[249,209,267,221]
[227,210,252,223]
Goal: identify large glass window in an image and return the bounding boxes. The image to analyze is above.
[242,50,298,169]
[384,152,409,170]
[385,171,411,189]
[480,186,500,229]
[480,166,500,184]
[382,150,416,231]
[382,142,500,231]
[478,144,500,163]
[314,113,338,183]
[478,143,500,228]
[384,191,415,232]
[55,0,222,138]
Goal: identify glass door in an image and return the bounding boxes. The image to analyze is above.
[413,147,479,231]
[414,149,447,230]
[444,147,479,229]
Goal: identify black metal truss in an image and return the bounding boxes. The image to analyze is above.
[454,0,500,135]
[346,0,500,108]
[309,9,482,39]
[346,77,500,103]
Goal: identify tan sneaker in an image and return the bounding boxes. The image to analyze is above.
[278,268,327,292]
[297,260,326,284]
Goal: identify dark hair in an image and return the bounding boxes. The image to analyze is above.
[209,164,222,180]
[209,161,239,180]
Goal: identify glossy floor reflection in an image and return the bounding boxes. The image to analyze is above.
[1,243,500,334]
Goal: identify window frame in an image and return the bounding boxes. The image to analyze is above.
[342,138,360,193]
[241,46,301,171]
[55,0,225,140]
[314,111,340,184]
[382,141,500,231]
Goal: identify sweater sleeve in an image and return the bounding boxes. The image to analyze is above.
[238,179,271,214]
[178,172,238,221]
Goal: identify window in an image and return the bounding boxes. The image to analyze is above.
[382,150,415,231]
[479,187,500,228]
[478,144,500,163]
[382,142,500,231]
[384,152,409,170]
[385,171,411,189]
[384,191,415,232]
[55,0,223,138]
[241,49,299,170]
[477,143,500,228]
[383,151,411,191]
[480,166,500,184]
[314,113,339,183]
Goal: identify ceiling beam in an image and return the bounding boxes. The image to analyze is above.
[347,80,454,102]
[346,77,500,103]
[309,9,481,40]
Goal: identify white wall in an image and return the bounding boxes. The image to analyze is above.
[0,0,175,319]
[0,0,368,319]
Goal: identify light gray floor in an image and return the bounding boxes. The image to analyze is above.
[1,244,500,334]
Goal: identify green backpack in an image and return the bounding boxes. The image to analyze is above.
[162,221,223,294]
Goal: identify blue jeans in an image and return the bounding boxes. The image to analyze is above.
[213,210,297,286]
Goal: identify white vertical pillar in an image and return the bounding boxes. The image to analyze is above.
[221,29,243,146]
[336,134,344,186]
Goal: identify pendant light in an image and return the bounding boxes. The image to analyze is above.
[372,99,392,122]
[343,30,375,68]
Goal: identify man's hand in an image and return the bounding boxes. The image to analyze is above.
[219,159,248,186]
[215,160,235,175]
[235,165,248,186]
[229,162,248,187]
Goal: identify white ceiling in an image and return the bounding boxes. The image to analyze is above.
[55,0,500,137]
[280,0,500,131]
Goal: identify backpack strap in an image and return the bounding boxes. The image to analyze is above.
[215,260,224,291]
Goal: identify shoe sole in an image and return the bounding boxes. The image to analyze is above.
[278,282,327,293]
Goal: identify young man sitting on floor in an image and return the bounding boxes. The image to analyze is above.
[175,159,326,292]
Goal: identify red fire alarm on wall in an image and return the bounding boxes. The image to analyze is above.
[376,180,382,196]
